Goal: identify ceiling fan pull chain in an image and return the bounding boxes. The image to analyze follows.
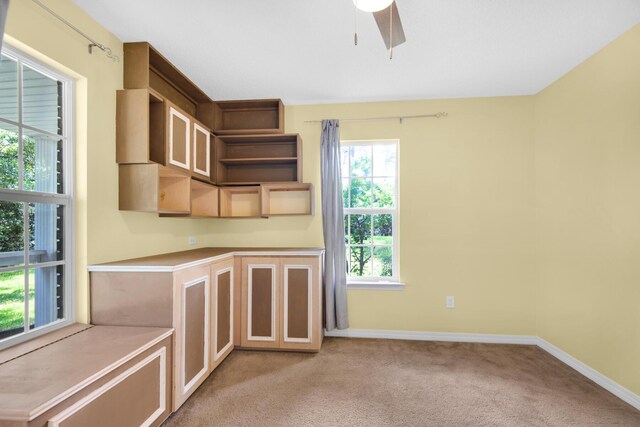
[354,0,359,45]
[389,2,393,59]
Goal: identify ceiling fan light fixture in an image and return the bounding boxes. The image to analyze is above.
[353,0,394,13]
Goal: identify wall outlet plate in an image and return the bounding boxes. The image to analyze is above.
[188,236,197,245]
[446,296,455,308]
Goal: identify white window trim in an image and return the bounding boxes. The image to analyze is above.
[0,44,75,350]
[341,139,401,288]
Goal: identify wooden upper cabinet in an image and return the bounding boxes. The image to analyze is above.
[116,88,165,165]
[167,103,191,172]
[193,121,211,180]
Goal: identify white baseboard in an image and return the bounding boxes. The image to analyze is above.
[535,337,640,411]
[325,328,640,412]
[325,328,537,345]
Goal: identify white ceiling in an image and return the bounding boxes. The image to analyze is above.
[74,0,640,105]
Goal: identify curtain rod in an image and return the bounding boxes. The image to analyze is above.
[304,112,448,124]
[31,0,119,62]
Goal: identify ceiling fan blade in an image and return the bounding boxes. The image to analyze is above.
[373,1,406,49]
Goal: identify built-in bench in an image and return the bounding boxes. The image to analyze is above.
[0,324,172,427]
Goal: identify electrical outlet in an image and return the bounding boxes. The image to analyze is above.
[188,236,197,245]
[446,296,455,308]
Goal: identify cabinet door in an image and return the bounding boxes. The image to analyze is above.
[168,105,191,171]
[173,265,209,410]
[210,258,234,370]
[241,257,279,348]
[279,257,322,351]
[193,122,211,180]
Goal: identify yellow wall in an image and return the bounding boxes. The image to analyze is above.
[534,24,640,395]
[5,0,638,397]
[5,0,214,323]
[211,97,538,335]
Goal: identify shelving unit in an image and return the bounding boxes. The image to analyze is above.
[198,99,284,135]
[116,42,315,219]
[124,42,211,116]
[261,183,314,216]
[219,187,262,218]
[214,134,301,185]
[119,164,191,214]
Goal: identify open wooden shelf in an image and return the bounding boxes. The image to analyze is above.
[198,99,283,135]
[261,183,314,216]
[219,186,262,218]
[119,164,191,214]
[124,42,211,117]
[191,180,219,218]
[218,157,297,165]
[214,134,302,185]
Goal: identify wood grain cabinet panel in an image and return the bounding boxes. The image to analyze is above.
[280,257,322,351]
[174,266,210,409]
[210,259,234,370]
[167,104,191,172]
[241,258,279,348]
[47,347,168,427]
[192,122,211,180]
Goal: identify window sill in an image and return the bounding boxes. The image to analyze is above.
[347,281,405,291]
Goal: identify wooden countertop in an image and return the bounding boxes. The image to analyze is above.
[0,325,172,421]
[88,247,325,272]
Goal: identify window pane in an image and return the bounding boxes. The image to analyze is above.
[343,214,349,245]
[0,270,26,339]
[0,123,20,190]
[30,265,63,329]
[342,178,349,208]
[350,145,371,177]
[0,54,18,122]
[350,178,372,208]
[23,129,63,193]
[23,65,63,135]
[373,214,393,244]
[0,201,24,267]
[29,203,64,263]
[349,246,372,277]
[349,214,372,245]
[373,178,395,208]
[373,246,393,277]
[373,144,396,177]
[340,146,349,179]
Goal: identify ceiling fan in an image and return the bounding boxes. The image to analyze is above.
[353,0,406,58]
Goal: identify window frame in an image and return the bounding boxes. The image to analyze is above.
[0,44,76,350]
[341,139,400,286]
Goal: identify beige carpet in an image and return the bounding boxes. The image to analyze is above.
[163,338,640,426]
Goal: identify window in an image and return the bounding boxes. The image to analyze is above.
[0,46,74,348]
[341,140,399,284]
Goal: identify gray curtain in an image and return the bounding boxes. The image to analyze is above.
[321,120,349,331]
[0,0,8,54]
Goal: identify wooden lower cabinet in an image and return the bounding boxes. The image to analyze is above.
[91,263,233,411]
[240,256,322,352]
[0,326,172,427]
[210,258,234,370]
[88,248,323,418]
[173,265,210,409]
